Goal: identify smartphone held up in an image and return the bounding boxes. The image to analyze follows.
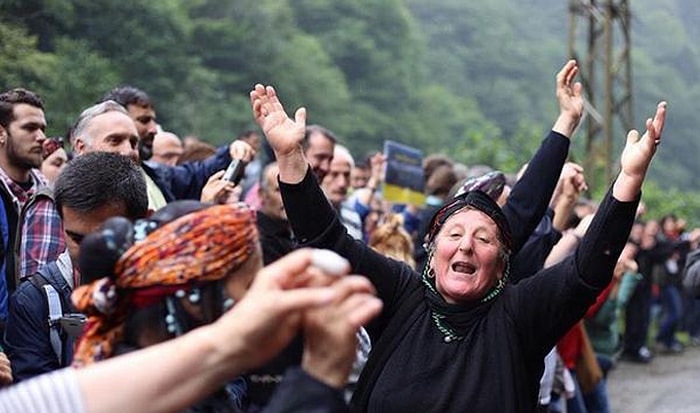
[222,159,247,185]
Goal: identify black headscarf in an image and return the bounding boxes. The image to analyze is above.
[421,190,513,342]
[424,190,512,253]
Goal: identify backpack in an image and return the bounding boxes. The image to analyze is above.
[26,258,79,366]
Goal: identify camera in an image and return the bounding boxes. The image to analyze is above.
[222,159,247,185]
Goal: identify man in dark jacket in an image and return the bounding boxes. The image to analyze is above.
[257,162,295,265]
[100,86,251,210]
[0,88,48,323]
[5,152,148,382]
[18,98,253,287]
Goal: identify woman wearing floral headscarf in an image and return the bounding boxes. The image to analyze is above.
[72,202,260,366]
[70,200,385,413]
[71,201,259,412]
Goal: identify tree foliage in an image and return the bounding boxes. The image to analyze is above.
[1,0,699,221]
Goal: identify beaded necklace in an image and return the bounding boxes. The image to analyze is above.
[431,311,464,343]
[421,259,509,344]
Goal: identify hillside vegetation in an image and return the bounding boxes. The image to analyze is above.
[2,0,699,220]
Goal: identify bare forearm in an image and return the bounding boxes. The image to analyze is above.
[354,187,375,208]
[552,196,576,232]
[79,326,245,413]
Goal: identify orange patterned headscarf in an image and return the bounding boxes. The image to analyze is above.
[71,203,258,366]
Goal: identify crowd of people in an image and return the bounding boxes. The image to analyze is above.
[0,58,692,413]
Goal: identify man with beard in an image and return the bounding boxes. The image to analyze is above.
[0,88,48,324]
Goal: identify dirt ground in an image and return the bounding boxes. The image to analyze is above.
[607,345,700,412]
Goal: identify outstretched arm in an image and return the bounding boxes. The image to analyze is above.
[164,140,254,201]
[354,153,385,208]
[503,61,584,252]
[508,101,667,352]
[613,101,667,201]
[250,84,308,184]
[573,101,667,290]
[552,59,584,138]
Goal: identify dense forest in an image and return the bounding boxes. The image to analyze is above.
[1,0,699,221]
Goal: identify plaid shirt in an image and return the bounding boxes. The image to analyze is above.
[19,195,65,280]
[0,167,47,318]
[0,167,63,280]
[0,168,45,211]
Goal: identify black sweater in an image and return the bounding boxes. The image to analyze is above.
[281,131,637,412]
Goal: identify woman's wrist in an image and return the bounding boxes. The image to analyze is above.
[612,172,643,202]
[552,113,580,138]
[275,147,311,184]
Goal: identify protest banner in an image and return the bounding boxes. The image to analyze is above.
[382,140,425,206]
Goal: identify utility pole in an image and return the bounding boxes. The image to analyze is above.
[568,0,633,190]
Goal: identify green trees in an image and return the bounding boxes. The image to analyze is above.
[1,0,699,222]
[0,22,52,91]
[0,21,118,135]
